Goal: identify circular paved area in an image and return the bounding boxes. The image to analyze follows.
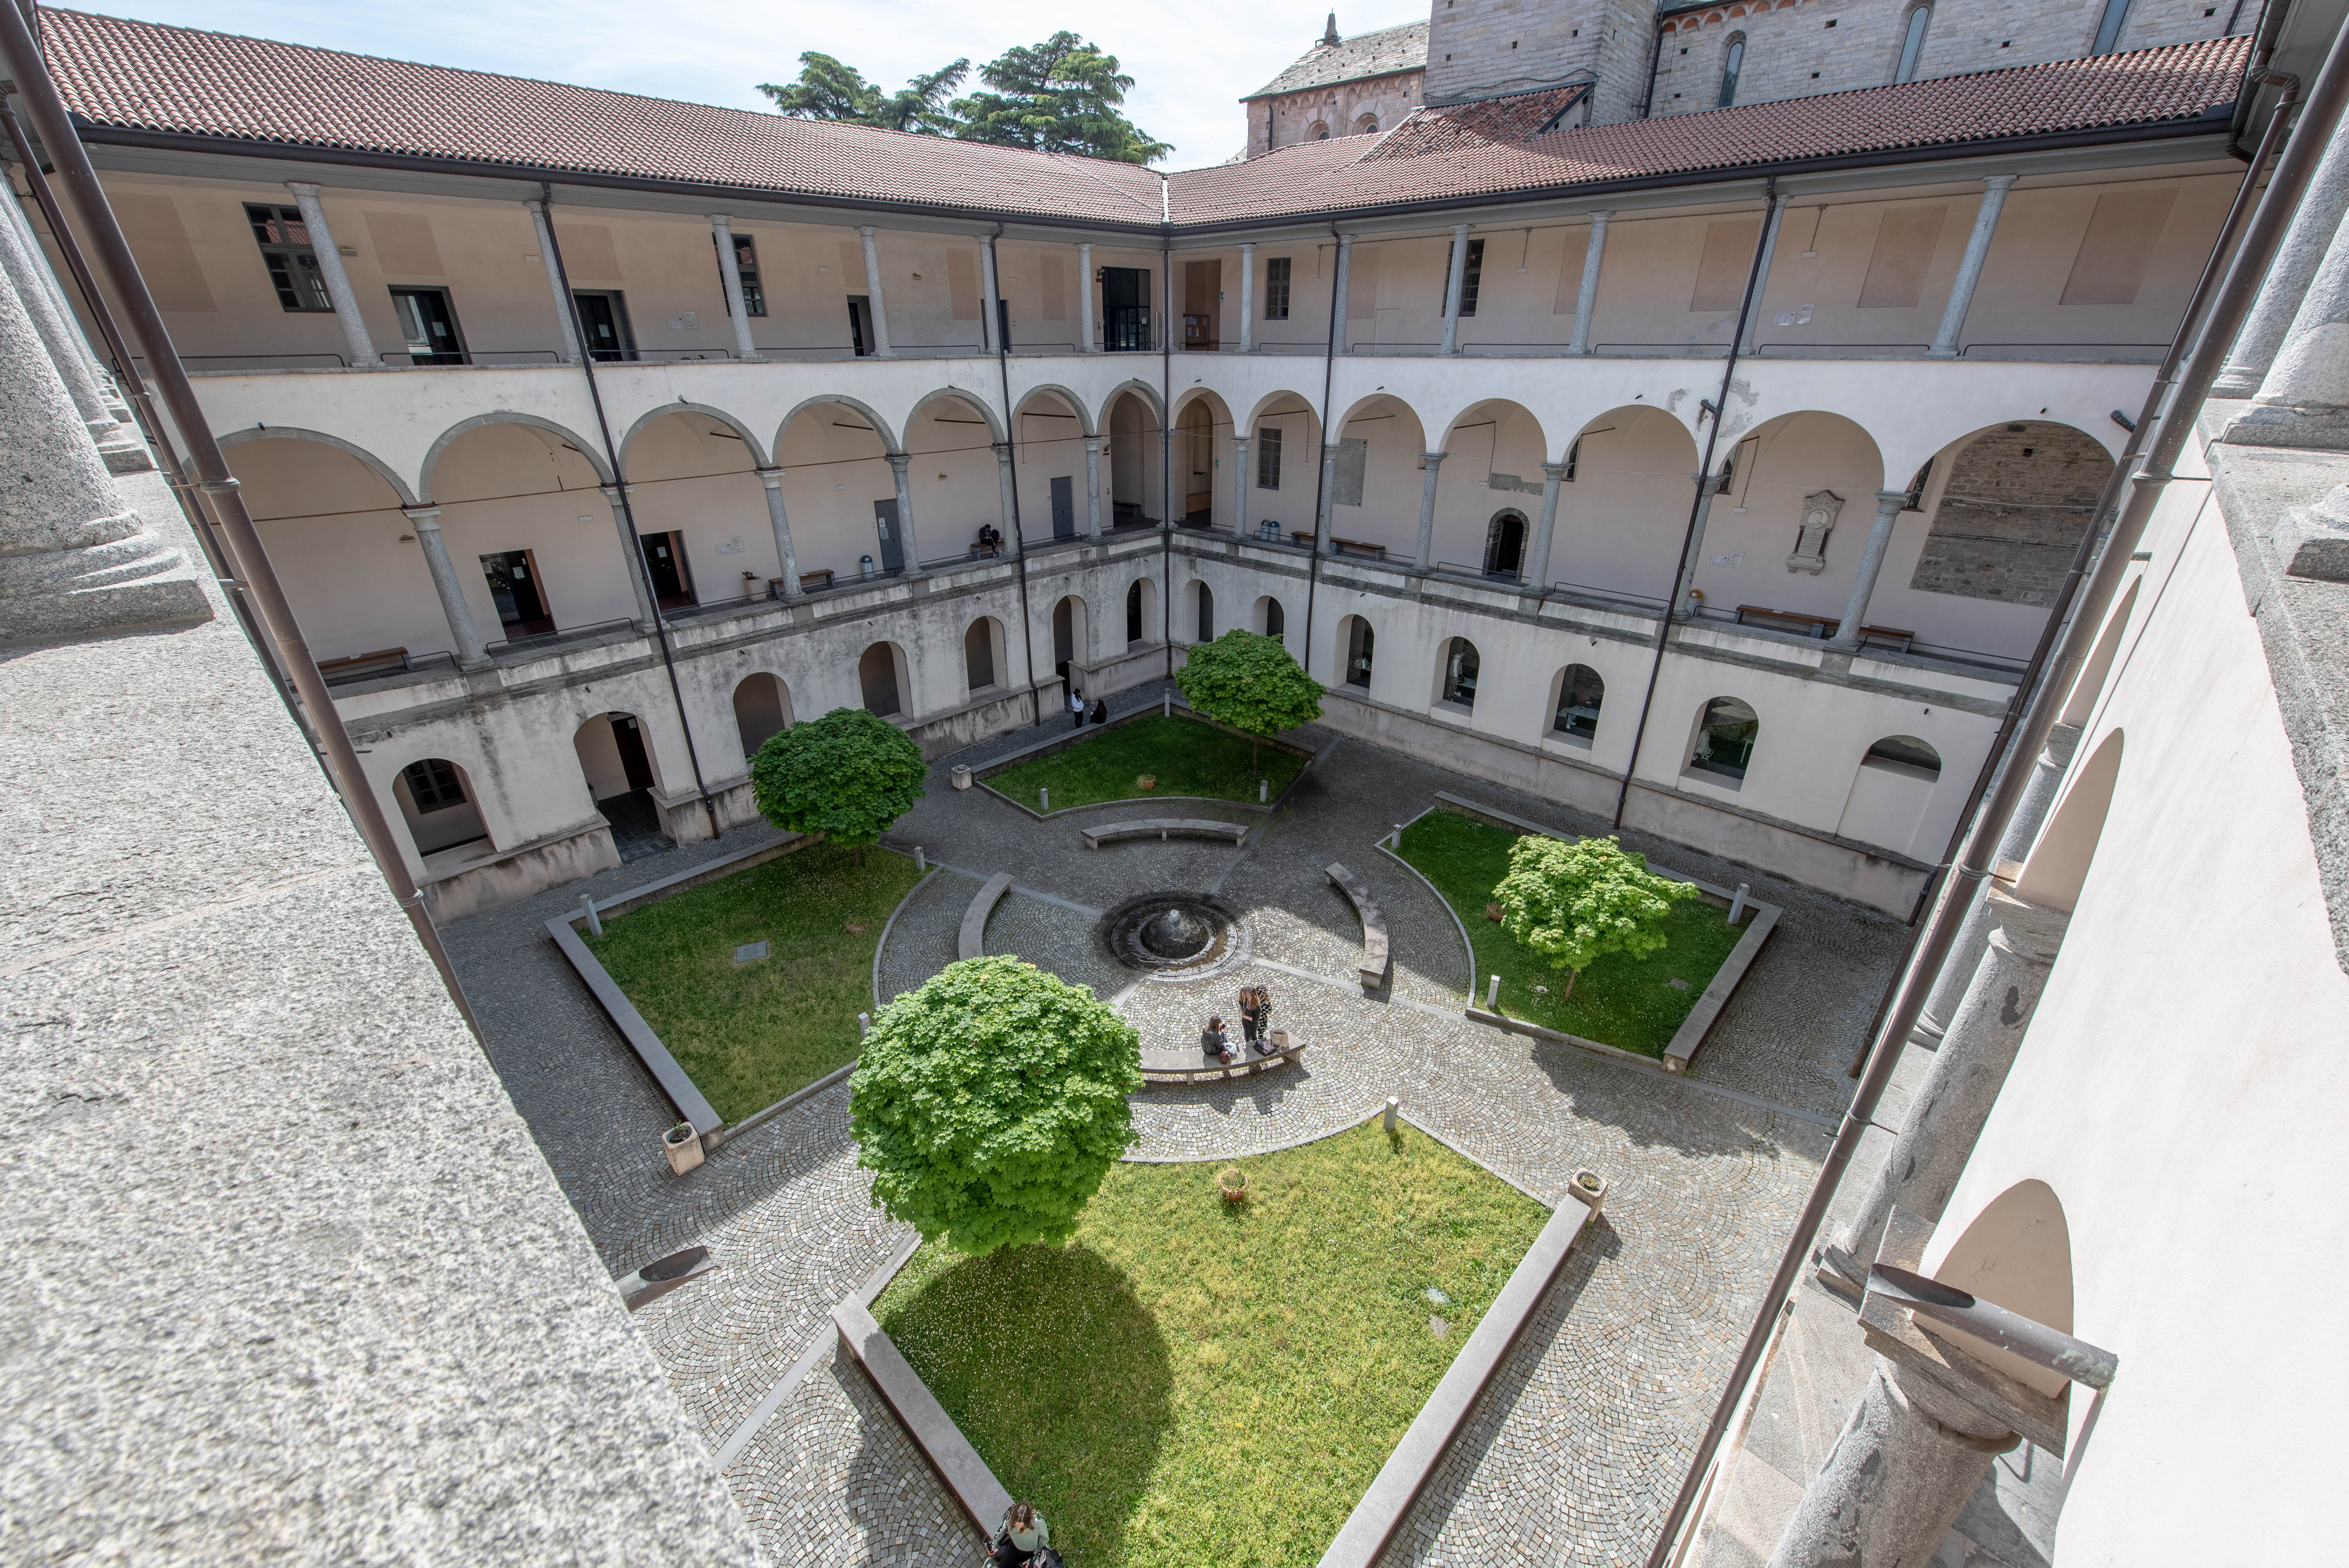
[442,679,1906,1567]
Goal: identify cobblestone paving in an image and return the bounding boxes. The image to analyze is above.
[444,681,1906,1568]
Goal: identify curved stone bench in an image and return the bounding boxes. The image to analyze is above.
[1140,1037,1308,1085]
[1326,862,1391,992]
[957,872,1015,961]
[1080,818,1250,851]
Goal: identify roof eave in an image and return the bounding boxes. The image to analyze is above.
[1240,61,1427,102]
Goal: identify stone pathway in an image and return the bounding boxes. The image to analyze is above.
[442,683,1908,1567]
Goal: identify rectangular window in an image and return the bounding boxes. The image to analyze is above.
[244,203,332,312]
[1257,427,1283,490]
[389,286,468,366]
[1460,237,1485,317]
[716,232,765,316]
[1265,255,1291,320]
[402,758,467,811]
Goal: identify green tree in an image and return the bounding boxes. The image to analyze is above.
[757,52,971,135]
[1494,834,1699,1001]
[952,32,1170,163]
[851,956,1141,1254]
[1174,628,1325,771]
[749,706,926,866]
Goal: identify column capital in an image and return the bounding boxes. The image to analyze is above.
[1451,221,1471,235]
[1542,461,1568,480]
[283,179,322,197]
[599,482,627,502]
[858,223,878,237]
[1081,434,1105,452]
[1585,208,1614,223]
[755,466,785,489]
[884,451,912,473]
[991,442,1013,462]
[1982,888,2068,968]
[523,196,548,215]
[1231,433,1250,447]
[1324,442,1345,457]
[400,505,443,528]
[710,212,733,228]
[1422,449,1447,465]
[1981,172,2022,191]
[1874,487,1911,511]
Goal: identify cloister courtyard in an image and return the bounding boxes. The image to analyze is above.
[446,681,1913,1567]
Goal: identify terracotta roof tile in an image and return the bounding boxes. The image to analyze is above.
[1242,20,1428,100]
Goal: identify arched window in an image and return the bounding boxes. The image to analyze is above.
[1309,121,1331,141]
[859,642,904,717]
[1345,616,1374,689]
[395,757,491,858]
[1691,696,1758,780]
[1259,596,1286,638]
[1895,6,1931,83]
[732,672,792,759]
[1553,664,1605,742]
[1355,113,1380,134]
[1052,594,1087,684]
[1441,637,1481,709]
[1483,511,1527,581]
[1718,34,1746,107]
[1195,580,1215,642]
[1865,735,1941,777]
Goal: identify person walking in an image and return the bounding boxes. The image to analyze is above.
[990,1501,1050,1566]
[1245,984,1273,1054]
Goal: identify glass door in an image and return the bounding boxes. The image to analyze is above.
[389,287,467,365]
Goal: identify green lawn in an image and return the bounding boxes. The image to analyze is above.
[873,1121,1547,1568]
[986,713,1308,812]
[583,842,924,1123]
[1397,808,1744,1056]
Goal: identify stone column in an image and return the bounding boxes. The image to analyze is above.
[1570,212,1609,357]
[1768,1360,2018,1568]
[754,469,802,597]
[1825,490,1908,650]
[1083,435,1105,539]
[0,261,207,641]
[1315,442,1340,554]
[1331,234,1355,353]
[525,199,584,364]
[1415,451,1446,570]
[0,195,125,447]
[602,483,658,630]
[980,238,1003,355]
[1525,460,1568,588]
[1914,721,2082,1039]
[1738,191,1790,355]
[2226,203,2349,448]
[1231,435,1250,537]
[1440,223,1471,355]
[858,226,894,359]
[886,453,922,574]
[0,186,115,415]
[2217,132,2349,396]
[1078,243,1095,352]
[283,182,378,368]
[1821,889,2068,1290]
[710,215,760,362]
[991,444,1020,557]
[1929,174,2018,359]
[1239,242,1256,352]
[1672,473,1722,615]
[401,506,492,667]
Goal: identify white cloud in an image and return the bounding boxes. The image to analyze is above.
[66,1,1400,169]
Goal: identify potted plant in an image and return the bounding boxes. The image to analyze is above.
[1218,1165,1248,1204]
[1137,773,1157,791]
[663,1121,704,1176]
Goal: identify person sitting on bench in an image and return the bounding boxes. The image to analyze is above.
[1201,1016,1233,1065]
[991,1501,1050,1566]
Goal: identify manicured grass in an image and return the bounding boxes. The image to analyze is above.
[873,1121,1547,1568]
[986,713,1308,812]
[1397,808,1744,1056]
[583,842,924,1123]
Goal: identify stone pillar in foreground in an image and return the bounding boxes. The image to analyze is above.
[2215,131,2349,397]
[990,444,1020,558]
[755,469,802,597]
[0,266,208,641]
[1929,174,2017,359]
[2225,197,2349,448]
[1230,435,1250,538]
[0,199,128,454]
[601,484,658,631]
[1083,436,1105,539]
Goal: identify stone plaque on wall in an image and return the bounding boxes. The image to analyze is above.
[1788,489,1842,574]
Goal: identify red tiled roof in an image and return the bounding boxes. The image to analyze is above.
[1242,20,1428,101]
[36,8,2247,231]
[1364,85,1588,160]
[1172,36,2249,222]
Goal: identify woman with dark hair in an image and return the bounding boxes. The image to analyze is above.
[992,1501,1050,1566]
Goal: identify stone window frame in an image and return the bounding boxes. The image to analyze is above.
[1895,4,1933,83]
[1718,33,1747,108]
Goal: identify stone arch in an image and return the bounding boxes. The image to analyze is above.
[732,671,792,759]
[907,387,1004,444]
[1125,575,1159,646]
[1189,577,1216,641]
[774,393,902,458]
[859,640,911,718]
[1435,635,1482,709]
[1244,388,1324,434]
[419,411,612,501]
[1094,378,1165,429]
[1338,612,1376,690]
[1552,404,1703,599]
[616,402,769,470]
[1928,1179,2075,1398]
[963,614,1008,696]
[1308,119,1331,140]
[1014,387,1092,540]
[620,407,776,598]
[1428,399,1549,578]
[1902,420,2115,612]
[1253,594,1287,640]
[1246,390,1325,541]
[219,425,419,507]
[1016,383,1097,437]
[774,398,904,583]
[1051,593,1090,687]
[1103,386,1166,529]
[1837,733,1945,854]
[2014,727,2121,914]
[1353,112,1380,135]
[1172,388,1234,527]
[389,754,492,860]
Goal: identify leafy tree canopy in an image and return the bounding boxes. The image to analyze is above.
[1174,629,1325,767]
[750,706,926,855]
[757,52,970,136]
[952,32,1170,163]
[851,956,1141,1254]
[1494,834,1699,991]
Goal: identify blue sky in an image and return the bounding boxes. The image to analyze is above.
[60,2,1410,169]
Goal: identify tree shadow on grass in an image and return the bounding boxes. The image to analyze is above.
[877,1243,1174,1564]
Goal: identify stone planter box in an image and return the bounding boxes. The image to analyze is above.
[662,1121,704,1175]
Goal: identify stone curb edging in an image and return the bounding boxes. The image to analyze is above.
[833,1296,1014,1542]
[1140,1038,1309,1085]
[718,1058,859,1150]
[1373,806,1476,1007]
[546,917,723,1140]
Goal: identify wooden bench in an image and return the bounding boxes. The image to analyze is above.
[317,647,410,682]
[1325,861,1392,992]
[1331,536,1387,561]
[799,569,836,592]
[1081,818,1250,850]
[1140,1037,1309,1085]
[956,872,1014,961]
[1732,605,1915,652]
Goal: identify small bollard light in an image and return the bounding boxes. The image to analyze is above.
[1040,786,1050,812]
[857,1012,871,1037]
[1163,692,1171,718]
[1486,974,1500,1009]
[915,846,926,873]
[1728,882,1749,925]
[1259,779,1268,803]
[1383,1096,1399,1133]
[581,894,603,938]
[1392,823,1404,847]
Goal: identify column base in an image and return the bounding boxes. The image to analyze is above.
[456,655,496,673]
[2221,402,2349,450]
[0,518,213,642]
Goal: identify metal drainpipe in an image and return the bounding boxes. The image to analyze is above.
[1161,239,1174,682]
[1639,10,1670,121]
[1611,177,1776,831]
[1641,26,2349,1561]
[985,222,1044,727]
[538,183,721,842]
[0,4,484,1035]
[1302,222,1340,683]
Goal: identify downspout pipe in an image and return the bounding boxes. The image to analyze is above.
[538,182,722,843]
[1612,177,1776,831]
[1640,7,1671,121]
[1642,27,2349,1563]
[1161,238,1174,682]
[986,221,1044,727]
[0,3,482,1036]
[1302,223,1340,683]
